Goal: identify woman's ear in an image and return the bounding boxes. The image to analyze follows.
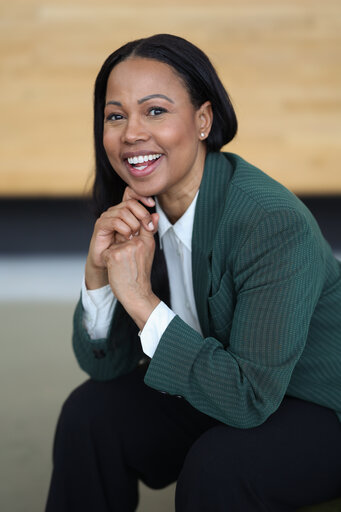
[197,101,213,141]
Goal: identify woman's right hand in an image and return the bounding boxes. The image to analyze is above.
[85,186,157,290]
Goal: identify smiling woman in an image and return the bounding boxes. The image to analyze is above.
[45,34,341,512]
[102,58,212,221]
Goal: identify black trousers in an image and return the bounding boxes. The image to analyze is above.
[45,363,341,512]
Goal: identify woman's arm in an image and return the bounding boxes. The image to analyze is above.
[72,296,145,381]
[72,187,159,380]
[144,209,325,428]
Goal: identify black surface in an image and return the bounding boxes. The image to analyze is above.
[0,196,340,254]
[0,198,94,255]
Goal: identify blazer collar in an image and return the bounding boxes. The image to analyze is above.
[192,152,234,336]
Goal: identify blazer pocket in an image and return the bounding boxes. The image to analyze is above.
[207,272,235,338]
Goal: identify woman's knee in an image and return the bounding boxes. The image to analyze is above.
[57,366,149,436]
[57,380,104,434]
[176,425,263,510]
[178,425,244,485]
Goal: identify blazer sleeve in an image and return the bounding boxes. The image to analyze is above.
[72,299,144,381]
[144,209,325,428]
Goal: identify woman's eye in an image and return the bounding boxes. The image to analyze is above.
[149,107,167,116]
[106,113,124,121]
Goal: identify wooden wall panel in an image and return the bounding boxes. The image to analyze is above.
[0,0,340,196]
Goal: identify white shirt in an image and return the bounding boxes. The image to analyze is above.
[82,193,202,358]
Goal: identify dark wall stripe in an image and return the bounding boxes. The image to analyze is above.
[0,196,340,254]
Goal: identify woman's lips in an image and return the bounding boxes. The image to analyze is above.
[125,154,163,178]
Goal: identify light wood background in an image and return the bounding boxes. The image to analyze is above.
[1,0,340,197]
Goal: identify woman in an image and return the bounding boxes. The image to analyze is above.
[46,34,341,511]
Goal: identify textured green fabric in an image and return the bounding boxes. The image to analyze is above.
[73,152,341,428]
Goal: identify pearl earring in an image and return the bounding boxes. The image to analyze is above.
[200,132,205,138]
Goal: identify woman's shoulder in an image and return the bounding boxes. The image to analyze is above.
[198,152,325,252]
[211,152,325,248]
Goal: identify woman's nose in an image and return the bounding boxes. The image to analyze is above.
[121,116,149,144]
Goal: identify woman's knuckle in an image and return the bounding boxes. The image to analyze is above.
[109,249,120,262]
[126,199,136,208]
[142,213,151,223]
[111,218,120,228]
[100,209,111,219]
[135,239,143,249]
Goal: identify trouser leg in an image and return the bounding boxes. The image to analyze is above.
[176,397,341,512]
[45,363,218,512]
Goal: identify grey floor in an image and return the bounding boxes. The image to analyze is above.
[1,256,340,512]
[0,257,175,511]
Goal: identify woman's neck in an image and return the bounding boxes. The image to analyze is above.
[156,145,207,224]
[157,177,201,224]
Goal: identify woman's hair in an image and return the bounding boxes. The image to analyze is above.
[92,33,238,216]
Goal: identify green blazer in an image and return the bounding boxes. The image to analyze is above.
[73,152,341,428]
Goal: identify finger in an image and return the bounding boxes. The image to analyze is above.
[114,208,142,235]
[99,207,148,239]
[97,216,136,240]
[123,186,155,207]
[121,200,156,232]
[105,200,153,232]
[150,212,159,233]
[114,232,128,243]
[139,213,159,238]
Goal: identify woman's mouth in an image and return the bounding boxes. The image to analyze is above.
[125,153,163,177]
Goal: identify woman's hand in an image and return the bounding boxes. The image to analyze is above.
[102,218,161,330]
[85,187,157,290]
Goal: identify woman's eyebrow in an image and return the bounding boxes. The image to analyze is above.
[105,94,174,107]
[138,94,174,104]
[105,100,122,107]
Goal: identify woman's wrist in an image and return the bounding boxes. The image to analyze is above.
[85,261,109,290]
[123,293,161,331]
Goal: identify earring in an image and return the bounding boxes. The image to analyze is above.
[200,132,205,138]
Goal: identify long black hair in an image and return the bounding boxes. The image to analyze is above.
[92,34,238,308]
[92,33,237,217]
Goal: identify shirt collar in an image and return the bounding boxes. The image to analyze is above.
[155,191,199,252]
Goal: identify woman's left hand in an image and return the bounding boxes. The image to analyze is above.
[102,213,160,330]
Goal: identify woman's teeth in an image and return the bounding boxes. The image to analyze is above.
[127,154,161,166]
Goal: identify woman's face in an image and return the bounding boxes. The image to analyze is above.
[103,57,211,201]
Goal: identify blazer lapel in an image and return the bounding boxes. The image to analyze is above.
[192,152,234,337]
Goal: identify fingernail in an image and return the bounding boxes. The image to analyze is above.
[129,234,133,240]
[147,197,154,205]
[148,222,154,230]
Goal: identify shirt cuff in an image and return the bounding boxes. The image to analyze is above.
[139,301,176,358]
[81,276,116,340]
